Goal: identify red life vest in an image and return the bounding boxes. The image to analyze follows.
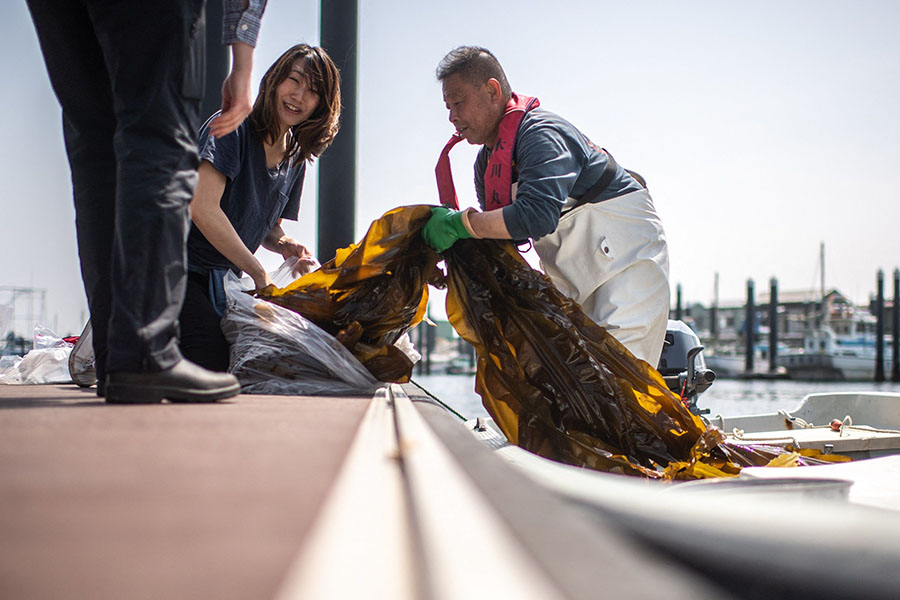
[435,93,540,211]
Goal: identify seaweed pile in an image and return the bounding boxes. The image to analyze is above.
[256,205,442,382]
[258,205,833,479]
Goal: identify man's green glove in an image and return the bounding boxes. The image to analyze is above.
[422,206,472,252]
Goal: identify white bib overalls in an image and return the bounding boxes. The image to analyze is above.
[530,187,670,367]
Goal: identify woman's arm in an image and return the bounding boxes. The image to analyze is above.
[261,220,312,258]
[262,221,318,276]
[190,161,272,288]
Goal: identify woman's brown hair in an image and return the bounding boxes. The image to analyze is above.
[249,44,341,164]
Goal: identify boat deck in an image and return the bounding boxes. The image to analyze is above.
[726,423,900,458]
[709,391,900,459]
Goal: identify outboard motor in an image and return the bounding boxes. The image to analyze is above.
[656,320,716,416]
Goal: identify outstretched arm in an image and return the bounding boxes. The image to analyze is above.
[422,206,512,253]
[210,0,268,137]
[209,42,254,138]
[464,209,511,239]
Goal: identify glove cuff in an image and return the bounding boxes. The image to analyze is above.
[459,208,481,239]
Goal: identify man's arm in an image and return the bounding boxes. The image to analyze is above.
[425,119,581,251]
[209,0,268,138]
[467,123,577,240]
[462,149,511,238]
[500,125,579,240]
[209,42,254,138]
[465,209,511,238]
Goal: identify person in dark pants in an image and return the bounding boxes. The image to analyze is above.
[181,44,341,371]
[26,0,266,403]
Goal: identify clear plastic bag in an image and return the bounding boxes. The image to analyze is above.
[221,268,381,396]
[0,355,23,384]
[256,206,438,382]
[0,325,73,385]
[269,255,320,287]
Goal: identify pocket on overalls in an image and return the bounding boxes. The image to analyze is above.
[534,201,616,304]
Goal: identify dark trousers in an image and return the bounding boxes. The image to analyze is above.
[27,0,206,377]
[180,271,230,372]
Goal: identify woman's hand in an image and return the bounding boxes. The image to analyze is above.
[248,265,274,291]
[262,222,318,276]
[277,237,312,261]
[277,238,318,276]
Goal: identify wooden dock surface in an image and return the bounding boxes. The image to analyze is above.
[0,384,370,600]
[0,382,729,600]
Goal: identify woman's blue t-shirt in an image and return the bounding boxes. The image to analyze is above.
[187,115,305,273]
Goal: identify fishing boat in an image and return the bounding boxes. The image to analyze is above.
[777,303,893,380]
[462,391,900,599]
[704,340,788,378]
[453,321,900,598]
[470,320,900,475]
[775,244,895,381]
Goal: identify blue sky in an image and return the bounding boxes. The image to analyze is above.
[3,0,899,335]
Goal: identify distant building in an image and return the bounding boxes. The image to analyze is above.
[669,289,868,351]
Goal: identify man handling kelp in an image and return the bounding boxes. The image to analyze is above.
[424,46,670,367]
[250,203,829,478]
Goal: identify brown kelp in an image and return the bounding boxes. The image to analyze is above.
[256,205,442,382]
[440,236,834,479]
[257,205,831,478]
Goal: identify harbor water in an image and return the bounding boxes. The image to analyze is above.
[411,373,900,421]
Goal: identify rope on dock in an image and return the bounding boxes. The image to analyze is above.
[409,378,467,421]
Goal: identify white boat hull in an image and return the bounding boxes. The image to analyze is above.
[464,391,900,598]
[779,352,893,381]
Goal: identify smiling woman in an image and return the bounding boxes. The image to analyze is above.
[249,44,341,166]
[181,44,342,372]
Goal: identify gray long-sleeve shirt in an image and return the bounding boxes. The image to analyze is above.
[475,107,641,241]
[223,0,267,46]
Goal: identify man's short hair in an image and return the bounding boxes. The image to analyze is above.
[436,46,512,100]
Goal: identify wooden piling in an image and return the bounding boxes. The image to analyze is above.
[893,268,899,383]
[745,279,755,373]
[769,277,778,373]
[876,269,885,382]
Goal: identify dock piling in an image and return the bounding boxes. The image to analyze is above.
[769,277,778,373]
[876,270,885,382]
[674,283,682,321]
[893,268,899,383]
[711,272,719,348]
[745,279,755,373]
[318,0,359,262]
